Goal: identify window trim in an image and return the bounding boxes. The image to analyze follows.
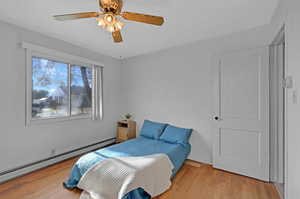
[23,42,103,125]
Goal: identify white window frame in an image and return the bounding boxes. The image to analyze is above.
[22,42,103,125]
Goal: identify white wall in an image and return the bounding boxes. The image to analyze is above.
[269,0,300,198]
[285,1,300,196]
[0,20,122,173]
[120,25,273,164]
[279,1,300,198]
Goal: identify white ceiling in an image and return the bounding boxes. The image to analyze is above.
[0,0,279,59]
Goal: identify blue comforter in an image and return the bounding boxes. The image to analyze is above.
[64,136,191,199]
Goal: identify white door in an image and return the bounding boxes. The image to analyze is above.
[212,47,269,181]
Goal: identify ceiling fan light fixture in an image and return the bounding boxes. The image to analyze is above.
[114,20,124,30]
[104,14,114,23]
[97,15,124,32]
[96,17,106,27]
[106,24,115,32]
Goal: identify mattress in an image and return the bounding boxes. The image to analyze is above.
[64,136,191,199]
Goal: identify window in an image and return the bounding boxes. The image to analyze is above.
[32,57,69,118]
[24,43,103,124]
[70,65,93,116]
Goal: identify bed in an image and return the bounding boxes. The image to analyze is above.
[64,121,192,199]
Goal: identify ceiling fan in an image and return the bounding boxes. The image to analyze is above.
[53,0,164,43]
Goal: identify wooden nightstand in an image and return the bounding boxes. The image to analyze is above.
[116,120,136,143]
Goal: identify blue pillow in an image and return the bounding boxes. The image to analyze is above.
[139,120,168,139]
[159,125,192,146]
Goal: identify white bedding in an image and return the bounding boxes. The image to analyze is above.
[77,154,174,199]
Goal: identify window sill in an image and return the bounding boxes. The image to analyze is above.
[26,115,93,126]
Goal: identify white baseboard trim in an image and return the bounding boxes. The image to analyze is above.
[0,138,116,183]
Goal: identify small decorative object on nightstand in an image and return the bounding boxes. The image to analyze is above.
[116,120,136,143]
[123,113,133,120]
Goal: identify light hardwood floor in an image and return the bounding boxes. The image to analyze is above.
[0,157,280,199]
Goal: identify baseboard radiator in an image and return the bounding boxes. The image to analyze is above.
[0,137,116,183]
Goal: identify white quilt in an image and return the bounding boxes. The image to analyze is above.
[77,154,174,199]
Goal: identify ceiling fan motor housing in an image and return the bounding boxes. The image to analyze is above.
[99,0,123,14]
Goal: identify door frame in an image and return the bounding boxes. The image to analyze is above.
[269,26,286,199]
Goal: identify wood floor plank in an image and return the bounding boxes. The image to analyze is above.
[0,157,280,199]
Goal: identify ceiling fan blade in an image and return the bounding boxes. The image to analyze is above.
[121,12,164,26]
[112,30,123,43]
[53,12,100,21]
